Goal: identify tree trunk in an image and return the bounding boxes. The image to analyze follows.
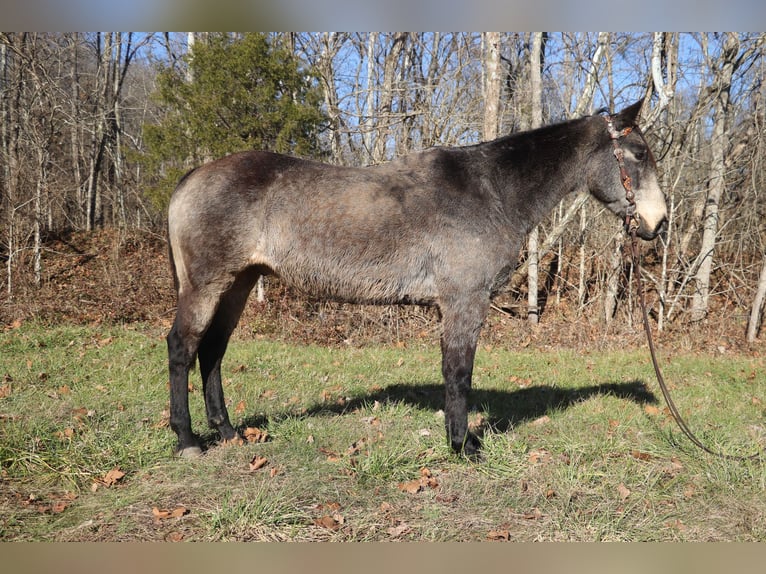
[319,32,344,165]
[747,254,766,342]
[372,33,407,163]
[363,32,377,163]
[527,32,544,324]
[482,32,502,141]
[571,32,609,118]
[690,33,739,322]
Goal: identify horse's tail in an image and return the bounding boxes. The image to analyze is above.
[167,167,198,296]
[167,232,180,295]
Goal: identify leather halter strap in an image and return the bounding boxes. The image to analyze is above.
[604,116,639,232]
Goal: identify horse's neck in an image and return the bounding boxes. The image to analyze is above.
[483,118,593,230]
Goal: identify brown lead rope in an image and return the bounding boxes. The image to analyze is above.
[629,226,763,462]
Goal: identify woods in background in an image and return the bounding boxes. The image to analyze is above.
[1,32,765,339]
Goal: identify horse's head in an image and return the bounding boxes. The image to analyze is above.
[587,100,668,241]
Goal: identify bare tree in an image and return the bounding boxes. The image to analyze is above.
[747,254,766,342]
[690,33,761,321]
[527,32,545,324]
[482,32,502,141]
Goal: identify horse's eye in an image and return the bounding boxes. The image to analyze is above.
[633,149,647,162]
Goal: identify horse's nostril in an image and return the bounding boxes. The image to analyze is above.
[656,218,669,241]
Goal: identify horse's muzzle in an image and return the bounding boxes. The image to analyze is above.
[636,216,668,241]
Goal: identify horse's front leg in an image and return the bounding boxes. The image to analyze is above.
[439,296,489,457]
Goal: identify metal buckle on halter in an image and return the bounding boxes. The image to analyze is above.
[625,207,640,234]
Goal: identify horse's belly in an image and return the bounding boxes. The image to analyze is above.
[274,258,438,306]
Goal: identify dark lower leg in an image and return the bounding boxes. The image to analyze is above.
[198,335,237,441]
[167,322,202,455]
[441,337,480,456]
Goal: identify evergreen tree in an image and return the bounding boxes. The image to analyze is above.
[142,33,327,211]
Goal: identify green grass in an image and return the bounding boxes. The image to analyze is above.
[1,323,765,541]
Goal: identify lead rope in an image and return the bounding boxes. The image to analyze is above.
[605,115,762,462]
[628,229,762,462]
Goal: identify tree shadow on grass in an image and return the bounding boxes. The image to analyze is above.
[233,378,657,443]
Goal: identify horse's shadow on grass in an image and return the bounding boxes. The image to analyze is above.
[233,378,657,444]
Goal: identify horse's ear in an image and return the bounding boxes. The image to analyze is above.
[613,100,644,129]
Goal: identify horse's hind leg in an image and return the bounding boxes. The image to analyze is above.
[197,268,261,443]
[167,289,220,458]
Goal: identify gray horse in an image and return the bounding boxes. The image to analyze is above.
[166,100,667,458]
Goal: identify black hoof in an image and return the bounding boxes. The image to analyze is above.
[452,432,482,460]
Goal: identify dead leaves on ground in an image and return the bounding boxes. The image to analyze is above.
[19,491,77,515]
[91,466,126,492]
[313,501,345,531]
[397,468,440,494]
[152,505,189,522]
[243,426,269,443]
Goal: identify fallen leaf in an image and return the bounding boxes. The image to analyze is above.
[249,455,269,471]
[0,383,11,398]
[644,405,661,416]
[222,435,244,447]
[234,400,246,415]
[346,439,366,456]
[101,467,125,487]
[528,449,551,464]
[243,427,269,443]
[153,506,189,522]
[387,524,410,537]
[531,415,550,427]
[55,428,75,441]
[468,413,486,432]
[752,396,762,406]
[165,532,185,542]
[523,507,543,520]
[319,447,341,462]
[314,514,343,531]
[487,529,511,541]
[58,385,71,395]
[397,479,423,494]
[398,468,439,494]
[617,483,631,500]
[664,518,687,531]
[630,450,652,461]
[545,488,557,499]
[51,500,69,514]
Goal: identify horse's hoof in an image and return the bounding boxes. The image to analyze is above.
[176,446,204,458]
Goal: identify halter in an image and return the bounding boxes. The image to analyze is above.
[604,115,640,233]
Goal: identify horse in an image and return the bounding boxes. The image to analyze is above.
[165,100,667,458]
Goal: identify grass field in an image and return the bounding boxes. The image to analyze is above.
[1,322,765,541]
